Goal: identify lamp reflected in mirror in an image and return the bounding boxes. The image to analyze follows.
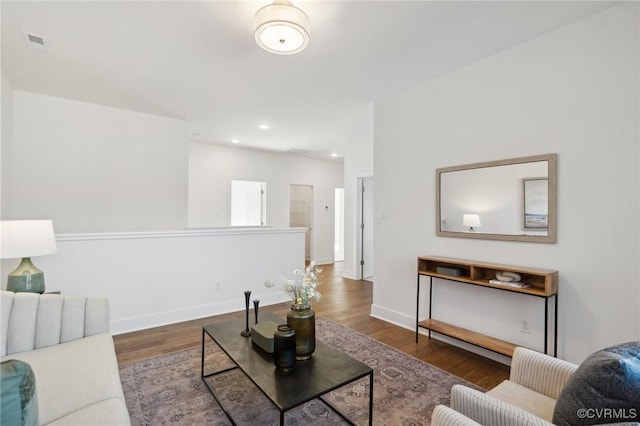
[462,214,481,232]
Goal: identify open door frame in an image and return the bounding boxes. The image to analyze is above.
[289,184,314,261]
[357,176,374,280]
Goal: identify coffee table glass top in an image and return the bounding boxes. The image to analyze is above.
[203,313,372,411]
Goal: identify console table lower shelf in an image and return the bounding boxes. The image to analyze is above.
[417,319,517,357]
[201,313,373,425]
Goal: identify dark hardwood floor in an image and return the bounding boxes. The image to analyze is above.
[113,262,509,390]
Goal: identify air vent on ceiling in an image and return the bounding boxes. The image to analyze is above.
[22,31,47,51]
[284,148,311,156]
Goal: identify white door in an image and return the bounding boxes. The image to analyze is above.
[289,184,313,261]
[360,177,374,280]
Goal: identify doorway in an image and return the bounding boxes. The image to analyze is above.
[289,184,313,261]
[334,188,345,262]
[230,179,266,226]
[358,177,374,280]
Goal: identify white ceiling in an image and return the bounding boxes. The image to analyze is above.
[1,1,614,160]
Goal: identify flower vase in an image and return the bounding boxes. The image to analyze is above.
[286,304,315,360]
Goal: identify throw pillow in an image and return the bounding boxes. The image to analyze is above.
[0,359,39,426]
[552,341,640,425]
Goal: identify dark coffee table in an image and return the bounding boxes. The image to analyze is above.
[201,313,373,425]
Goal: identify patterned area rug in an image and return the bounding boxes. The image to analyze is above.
[120,317,480,425]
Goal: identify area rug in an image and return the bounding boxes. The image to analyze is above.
[120,317,481,425]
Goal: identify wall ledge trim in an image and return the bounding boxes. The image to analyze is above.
[56,227,306,241]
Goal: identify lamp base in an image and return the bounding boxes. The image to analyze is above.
[7,257,46,294]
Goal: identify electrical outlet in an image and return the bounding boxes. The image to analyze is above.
[215,281,221,291]
[520,320,531,334]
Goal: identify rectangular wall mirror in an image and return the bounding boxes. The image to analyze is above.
[436,153,557,243]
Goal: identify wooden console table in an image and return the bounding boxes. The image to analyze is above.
[416,256,558,357]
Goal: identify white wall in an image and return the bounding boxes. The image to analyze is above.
[1,72,13,221]
[372,3,639,364]
[188,141,343,265]
[343,103,374,279]
[30,228,304,334]
[6,91,188,233]
[0,72,14,282]
[1,89,337,332]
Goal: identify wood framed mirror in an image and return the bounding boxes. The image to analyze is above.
[436,153,557,243]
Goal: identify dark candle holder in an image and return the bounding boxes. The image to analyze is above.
[253,299,260,324]
[241,290,251,337]
[274,324,296,372]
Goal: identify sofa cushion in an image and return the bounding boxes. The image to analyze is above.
[0,291,111,357]
[2,333,128,425]
[451,384,555,426]
[488,380,557,421]
[552,341,640,425]
[1,359,39,426]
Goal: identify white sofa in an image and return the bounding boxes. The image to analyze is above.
[1,290,130,426]
[432,347,578,426]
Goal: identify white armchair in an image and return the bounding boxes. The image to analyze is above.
[432,347,578,426]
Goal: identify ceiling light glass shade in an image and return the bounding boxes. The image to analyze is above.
[255,1,310,55]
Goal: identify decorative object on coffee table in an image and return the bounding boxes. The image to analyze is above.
[251,321,278,353]
[253,299,260,324]
[241,290,251,337]
[265,262,323,360]
[287,304,315,360]
[273,324,296,371]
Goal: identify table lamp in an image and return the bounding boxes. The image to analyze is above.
[0,220,58,293]
[462,214,481,232]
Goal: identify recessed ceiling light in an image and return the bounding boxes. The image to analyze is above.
[331,152,338,158]
[231,139,240,144]
[259,124,270,130]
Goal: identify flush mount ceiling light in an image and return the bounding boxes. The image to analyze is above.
[255,0,310,55]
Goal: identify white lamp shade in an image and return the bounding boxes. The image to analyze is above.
[0,220,58,259]
[462,214,481,228]
[255,1,310,55]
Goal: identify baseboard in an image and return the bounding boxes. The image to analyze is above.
[111,293,290,335]
[313,257,335,266]
[341,269,358,280]
[370,304,511,366]
[425,333,511,365]
[370,304,415,329]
